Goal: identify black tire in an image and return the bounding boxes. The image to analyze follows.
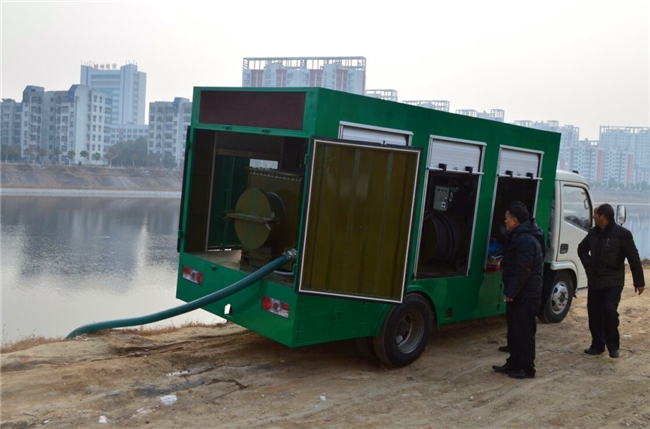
[373,294,433,367]
[355,336,378,361]
[538,271,574,323]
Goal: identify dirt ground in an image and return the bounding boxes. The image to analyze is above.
[2,269,649,429]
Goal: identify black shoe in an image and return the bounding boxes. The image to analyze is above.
[609,350,620,358]
[492,364,515,374]
[584,347,605,355]
[498,345,510,353]
[508,369,535,379]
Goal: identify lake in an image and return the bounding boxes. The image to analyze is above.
[0,195,222,343]
[1,195,648,343]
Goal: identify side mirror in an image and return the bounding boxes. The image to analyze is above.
[616,205,626,225]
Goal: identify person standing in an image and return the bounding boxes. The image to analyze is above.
[492,202,544,379]
[578,203,645,358]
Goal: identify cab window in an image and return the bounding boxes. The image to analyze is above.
[562,185,592,230]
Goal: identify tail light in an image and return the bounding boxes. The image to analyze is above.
[182,266,203,285]
[261,295,289,318]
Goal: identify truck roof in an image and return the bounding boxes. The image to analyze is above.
[555,169,589,186]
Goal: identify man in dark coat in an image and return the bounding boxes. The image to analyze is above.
[578,203,645,358]
[492,202,544,379]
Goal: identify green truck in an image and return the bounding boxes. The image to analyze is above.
[175,86,596,367]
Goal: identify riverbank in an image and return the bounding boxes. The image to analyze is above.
[1,269,649,428]
[0,163,182,192]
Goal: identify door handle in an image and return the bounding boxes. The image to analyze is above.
[560,243,569,254]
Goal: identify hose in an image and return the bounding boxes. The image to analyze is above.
[66,249,297,339]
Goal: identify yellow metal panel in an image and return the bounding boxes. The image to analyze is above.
[298,139,420,303]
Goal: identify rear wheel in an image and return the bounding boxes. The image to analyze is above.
[538,271,574,323]
[373,294,433,367]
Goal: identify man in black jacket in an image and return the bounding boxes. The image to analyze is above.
[492,202,544,379]
[578,203,645,358]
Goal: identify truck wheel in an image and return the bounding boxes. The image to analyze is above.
[373,294,433,367]
[538,271,574,323]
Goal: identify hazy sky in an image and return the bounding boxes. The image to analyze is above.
[1,0,648,140]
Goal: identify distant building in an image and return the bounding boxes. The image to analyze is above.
[403,100,450,112]
[457,109,505,122]
[50,85,111,164]
[365,89,398,102]
[0,98,22,148]
[80,62,147,126]
[111,124,149,145]
[513,120,580,171]
[0,85,111,164]
[572,139,605,184]
[148,97,192,168]
[599,126,650,186]
[242,57,366,95]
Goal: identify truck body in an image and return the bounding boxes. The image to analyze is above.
[175,87,593,366]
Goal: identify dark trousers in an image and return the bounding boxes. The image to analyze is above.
[506,297,540,375]
[587,286,623,352]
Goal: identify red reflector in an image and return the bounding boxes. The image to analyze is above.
[182,266,203,285]
[261,295,272,310]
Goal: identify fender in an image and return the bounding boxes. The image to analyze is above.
[549,260,578,275]
[369,285,437,337]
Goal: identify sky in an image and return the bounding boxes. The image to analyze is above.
[1,0,648,140]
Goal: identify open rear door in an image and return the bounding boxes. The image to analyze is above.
[297,138,421,304]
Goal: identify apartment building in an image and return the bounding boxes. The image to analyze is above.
[598,126,649,187]
[402,100,450,112]
[148,97,192,168]
[513,121,580,171]
[243,57,366,95]
[457,109,505,122]
[1,98,24,149]
[365,89,398,102]
[0,85,110,164]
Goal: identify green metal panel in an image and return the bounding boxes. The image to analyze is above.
[207,156,249,249]
[298,139,421,303]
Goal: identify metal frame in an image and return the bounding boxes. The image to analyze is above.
[297,137,421,303]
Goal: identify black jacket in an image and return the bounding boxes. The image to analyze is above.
[578,222,645,289]
[502,220,544,300]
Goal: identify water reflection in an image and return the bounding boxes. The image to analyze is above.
[1,196,220,342]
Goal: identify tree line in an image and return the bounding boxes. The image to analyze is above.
[1,137,177,169]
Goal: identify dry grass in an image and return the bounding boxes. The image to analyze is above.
[1,320,226,353]
[1,333,62,354]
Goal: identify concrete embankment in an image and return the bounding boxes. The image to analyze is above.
[0,163,182,197]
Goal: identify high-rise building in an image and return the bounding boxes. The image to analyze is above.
[513,121,580,171]
[457,109,505,122]
[0,98,22,149]
[242,57,366,95]
[0,85,111,164]
[111,124,149,145]
[365,89,398,102]
[403,100,450,112]
[572,139,605,184]
[599,126,650,182]
[148,97,192,168]
[80,63,146,126]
